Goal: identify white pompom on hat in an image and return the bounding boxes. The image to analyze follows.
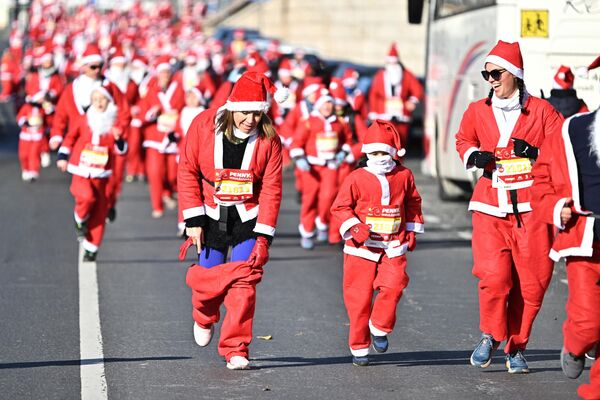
[223,71,289,112]
[552,65,574,90]
[361,119,405,158]
[485,40,524,80]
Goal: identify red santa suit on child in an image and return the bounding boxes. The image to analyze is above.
[56,85,127,260]
[290,89,352,246]
[368,43,423,150]
[531,106,600,400]
[16,100,46,181]
[455,41,564,371]
[330,120,423,362]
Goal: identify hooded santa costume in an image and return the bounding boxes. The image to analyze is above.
[368,43,423,150]
[178,71,286,370]
[57,85,127,260]
[546,65,589,118]
[531,62,600,398]
[455,40,564,371]
[330,120,423,363]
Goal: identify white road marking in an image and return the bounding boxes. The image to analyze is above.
[426,214,441,224]
[79,244,108,400]
[560,278,568,286]
[457,230,472,240]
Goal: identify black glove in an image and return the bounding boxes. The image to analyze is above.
[512,138,539,160]
[167,132,179,143]
[467,151,496,169]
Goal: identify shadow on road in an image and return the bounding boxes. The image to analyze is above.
[0,356,192,370]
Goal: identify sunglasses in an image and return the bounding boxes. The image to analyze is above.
[88,64,103,71]
[481,68,507,81]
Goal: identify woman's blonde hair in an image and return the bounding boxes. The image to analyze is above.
[215,109,278,142]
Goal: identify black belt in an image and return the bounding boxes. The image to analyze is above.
[481,171,522,228]
[218,205,228,232]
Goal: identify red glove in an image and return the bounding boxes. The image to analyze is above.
[407,231,416,251]
[179,237,194,261]
[247,236,270,268]
[350,223,371,245]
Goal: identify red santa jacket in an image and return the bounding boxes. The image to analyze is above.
[139,80,185,153]
[24,71,65,113]
[58,113,127,179]
[531,110,599,261]
[279,100,312,144]
[16,103,45,141]
[178,107,283,237]
[368,67,423,123]
[289,111,352,167]
[455,95,563,217]
[0,48,24,98]
[331,165,424,261]
[50,76,131,145]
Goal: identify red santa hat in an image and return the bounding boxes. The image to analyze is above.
[131,54,149,68]
[361,119,405,158]
[184,50,198,65]
[312,88,334,111]
[109,48,127,65]
[386,42,400,64]
[40,41,54,64]
[223,71,289,112]
[342,68,359,88]
[485,40,524,80]
[552,65,574,90]
[81,43,103,65]
[278,58,292,78]
[301,76,324,98]
[91,83,114,104]
[154,55,173,72]
[329,78,347,106]
[246,52,270,76]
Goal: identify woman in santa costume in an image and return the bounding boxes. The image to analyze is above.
[139,55,185,218]
[56,85,127,262]
[330,119,423,366]
[455,40,564,373]
[531,103,600,400]
[290,88,352,248]
[178,71,286,370]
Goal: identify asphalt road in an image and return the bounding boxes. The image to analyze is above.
[0,100,588,399]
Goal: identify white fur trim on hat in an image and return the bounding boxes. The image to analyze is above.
[224,100,270,112]
[91,85,114,103]
[485,55,523,79]
[156,63,171,72]
[313,95,333,111]
[361,142,405,157]
[81,54,103,65]
[110,56,127,65]
[302,83,321,98]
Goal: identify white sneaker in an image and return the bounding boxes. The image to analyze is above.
[317,229,328,242]
[40,152,51,168]
[162,195,177,210]
[226,356,250,370]
[21,171,30,181]
[300,237,314,250]
[151,210,164,219]
[193,323,213,347]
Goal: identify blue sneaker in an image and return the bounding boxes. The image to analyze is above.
[470,333,498,368]
[372,335,389,353]
[352,355,369,366]
[505,350,530,374]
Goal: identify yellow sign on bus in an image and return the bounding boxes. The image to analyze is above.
[521,10,549,38]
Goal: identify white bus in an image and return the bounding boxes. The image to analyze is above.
[408,0,600,199]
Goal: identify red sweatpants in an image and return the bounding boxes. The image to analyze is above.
[186,261,263,361]
[18,139,42,177]
[126,126,145,177]
[343,253,409,356]
[70,175,108,252]
[471,211,554,354]
[299,165,338,236]
[106,154,126,210]
[145,149,177,213]
[563,252,600,400]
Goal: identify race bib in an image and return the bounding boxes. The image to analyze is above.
[492,146,533,190]
[157,111,178,133]
[315,131,339,160]
[28,115,43,127]
[80,144,109,169]
[385,97,404,116]
[214,169,254,202]
[365,205,402,244]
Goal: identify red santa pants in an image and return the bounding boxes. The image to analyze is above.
[471,211,554,354]
[18,139,42,176]
[186,261,263,361]
[70,175,108,252]
[145,149,177,213]
[126,126,145,177]
[343,253,409,356]
[106,154,126,210]
[563,251,600,400]
[299,165,338,236]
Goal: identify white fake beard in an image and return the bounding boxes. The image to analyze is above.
[87,102,117,144]
[366,153,396,175]
[182,66,199,88]
[386,64,402,85]
[107,67,130,93]
[589,110,600,167]
[197,59,209,72]
[130,69,146,85]
[77,75,99,108]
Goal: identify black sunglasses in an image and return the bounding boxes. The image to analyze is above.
[481,68,507,81]
[88,64,103,71]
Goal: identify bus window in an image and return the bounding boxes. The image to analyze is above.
[435,0,496,20]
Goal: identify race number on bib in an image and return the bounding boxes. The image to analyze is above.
[214,169,254,202]
[365,205,402,243]
[315,131,339,160]
[157,111,178,133]
[492,146,533,190]
[80,144,109,169]
[385,97,404,117]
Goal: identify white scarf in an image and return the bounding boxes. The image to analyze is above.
[233,126,258,139]
[491,89,523,111]
[589,110,600,167]
[86,102,117,145]
[491,89,526,146]
[366,153,396,175]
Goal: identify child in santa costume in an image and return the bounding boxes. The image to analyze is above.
[16,98,46,182]
[56,85,127,262]
[330,119,423,366]
[290,88,352,248]
[531,104,600,400]
[455,40,564,373]
[178,71,286,370]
